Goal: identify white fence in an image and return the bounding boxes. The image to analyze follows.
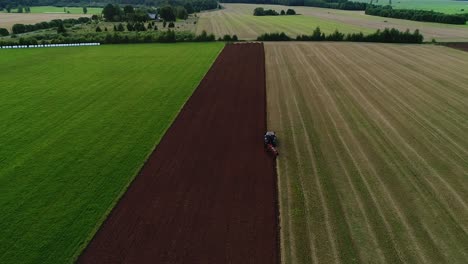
[0,43,101,49]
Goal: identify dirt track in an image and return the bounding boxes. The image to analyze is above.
[79,43,278,264]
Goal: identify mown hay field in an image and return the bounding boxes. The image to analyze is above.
[196,4,468,41]
[0,43,223,264]
[266,42,468,264]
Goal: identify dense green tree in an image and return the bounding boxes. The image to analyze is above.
[168,21,175,28]
[286,9,296,15]
[280,10,285,15]
[184,2,194,14]
[12,24,26,34]
[83,7,87,14]
[0,28,9,36]
[96,26,102,32]
[17,6,23,13]
[102,4,122,22]
[124,5,134,14]
[159,5,176,21]
[57,23,66,34]
[117,23,125,31]
[176,6,188,20]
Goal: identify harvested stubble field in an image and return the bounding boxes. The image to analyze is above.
[79,43,278,263]
[0,13,90,30]
[196,4,468,41]
[265,42,468,264]
[0,43,223,264]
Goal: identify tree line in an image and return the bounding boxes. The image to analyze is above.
[365,6,467,25]
[0,30,221,47]
[8,17,91,35]
[303,0,367,11]
[220,0,367,11]
[0,0,219,12]
[253,7,296,16]
[257,27,424,43]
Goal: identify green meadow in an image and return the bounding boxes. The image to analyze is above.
[0,42,223,263]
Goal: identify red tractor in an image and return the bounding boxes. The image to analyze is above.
[264,131,279,157]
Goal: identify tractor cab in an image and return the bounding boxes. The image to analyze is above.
[264,131,277,147]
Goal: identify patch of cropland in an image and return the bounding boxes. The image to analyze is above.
[197,4,468,41]
[79,43,278,263]
[265,42,468,263]
[0,6,102,14]
[443,42,468,52]
[0,43,223,264]
[197,4,371,39]
[0,13,90,30]
[354,0,468,14]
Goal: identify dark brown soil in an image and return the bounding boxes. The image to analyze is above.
[443,42,468,52]
[78,43,278,264]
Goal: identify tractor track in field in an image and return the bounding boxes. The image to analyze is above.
[78,43,279,264]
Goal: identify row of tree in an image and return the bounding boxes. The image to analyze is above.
[220,0,367,11]
[253,7,296,16]
[96,22,165,32]
[258,27,424,43]
[0,30,218,46]
[102,4,151,22]
[0,0,219,13]
[2,6,32,13]
[303,0,367,11]
[10,17,91,34]
[365,6,467,25]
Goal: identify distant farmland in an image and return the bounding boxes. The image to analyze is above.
[266,42,468,263]
[0,43,223,264]
[0,13,90,30]
[0,6,102,14]
[354,0,468,14]
[197,4,468,41]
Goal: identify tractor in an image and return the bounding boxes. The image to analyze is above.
[264,131,279,157]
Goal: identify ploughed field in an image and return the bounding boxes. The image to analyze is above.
[196,4,468,41]
[266,42,468,264]
[0,43,223,264]
[79,43,278,263]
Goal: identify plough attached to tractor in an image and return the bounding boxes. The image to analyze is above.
[264,131,279,157]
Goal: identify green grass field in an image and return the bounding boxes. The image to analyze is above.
[266,42,468,263]
[1,6,102,14]
[0,43,223,264]
[356,0,468,14]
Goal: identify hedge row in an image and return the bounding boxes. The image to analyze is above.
[11,17,92,34]
[257,27,424,43]
[0,30,216,46]
[365,6,467,25]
